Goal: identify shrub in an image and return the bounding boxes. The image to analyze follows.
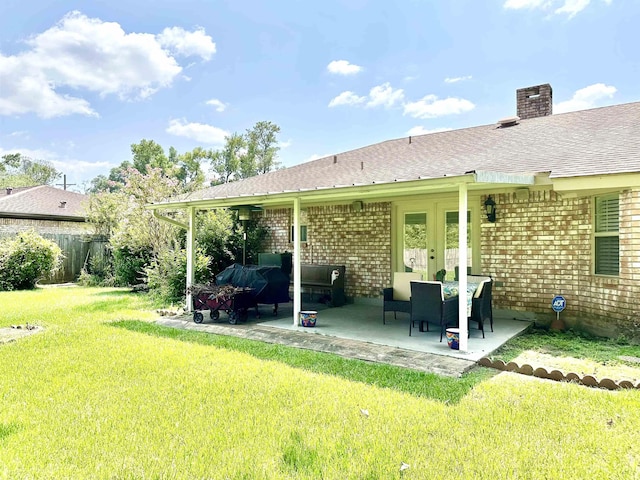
[145,247,210,304]
[113,247,152,286]
[0,231,63,290]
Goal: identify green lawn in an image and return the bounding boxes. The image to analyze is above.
[1,287,639,479]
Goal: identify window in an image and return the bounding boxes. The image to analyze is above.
[444,210,472,280]
[290,225,308,242]
[594,194,619,275]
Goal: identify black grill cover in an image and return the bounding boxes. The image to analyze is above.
[215,264,290,305]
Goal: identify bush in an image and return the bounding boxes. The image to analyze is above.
[145,247,210,304]
[0,231,63,290]
[113,247,152,286]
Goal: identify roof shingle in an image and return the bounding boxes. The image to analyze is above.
[179,101,640,202]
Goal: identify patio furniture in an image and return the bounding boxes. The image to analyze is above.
[454,266,472,281]
[409,281,459,340]
[298,264,346,307]
[469,279,494,338]
[382,272,422,324]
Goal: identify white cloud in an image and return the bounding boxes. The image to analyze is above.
[503,0,610,18]
[328,91,366,107]
[555,0,591,18]
[206,98,227,112]
[157,26,216,60]
[444,75,472,84]
[0,54,99,118]
[0,11,216,118]
[403,95,475,119]
[166,119,229,144]
[366,83,405,108]
[279,139,293,148]
[329,83,404,109]
[554,83,617,113]
[406,126,453,136]
[327,60,362,75]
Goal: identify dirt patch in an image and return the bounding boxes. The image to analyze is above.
[0,325,43,344]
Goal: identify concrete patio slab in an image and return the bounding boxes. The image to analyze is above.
[156,300,531,377]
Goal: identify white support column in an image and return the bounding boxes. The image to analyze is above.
[292,198,302,326]
[458,183,469,352]
[185,206,196,312]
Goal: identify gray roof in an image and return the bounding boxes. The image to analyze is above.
[0,185,88,221]
[172,101,640,203]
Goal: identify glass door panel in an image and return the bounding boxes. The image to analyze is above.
[403,212,428,278]
[444,210,472,281]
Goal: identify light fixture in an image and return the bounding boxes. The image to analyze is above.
[228,205,263,264]
[229,205,262,221]
[484,195,496,223]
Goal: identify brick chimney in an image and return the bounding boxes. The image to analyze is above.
[517,84,552,120]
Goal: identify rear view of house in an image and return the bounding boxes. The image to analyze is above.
[149,84,640,341]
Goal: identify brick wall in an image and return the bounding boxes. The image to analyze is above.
[481,189,640,339]
[259,192,640,339]
[260,202,392,298]
[0,217,88,236]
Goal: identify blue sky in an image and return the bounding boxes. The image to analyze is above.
[1,0,638,190]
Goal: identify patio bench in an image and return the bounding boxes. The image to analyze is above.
[298,264,346,307]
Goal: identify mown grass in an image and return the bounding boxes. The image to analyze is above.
[1,286,640,479]
[114,319,492,403]
[491,326,640,380]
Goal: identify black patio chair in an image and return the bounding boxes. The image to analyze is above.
[382,272,422,324]
[469,279,494,338]
[409,281,459,340]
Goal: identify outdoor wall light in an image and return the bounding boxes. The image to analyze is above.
[484,195,496,223]
[230,205,262,221]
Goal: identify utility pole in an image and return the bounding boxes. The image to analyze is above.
[56,174,76,191]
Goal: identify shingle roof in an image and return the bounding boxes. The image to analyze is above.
[179,101,640,203]
[0,185,88,220]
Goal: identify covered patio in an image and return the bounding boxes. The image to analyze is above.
[258,301,531,362]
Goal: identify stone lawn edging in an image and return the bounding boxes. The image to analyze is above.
[478,357,640,390]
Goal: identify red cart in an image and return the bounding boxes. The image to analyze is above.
[189,285,253,325]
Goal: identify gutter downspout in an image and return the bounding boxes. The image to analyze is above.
[152,209,188,229]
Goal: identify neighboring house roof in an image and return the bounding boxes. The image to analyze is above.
[162,101,640,206]
[0,185,88,222]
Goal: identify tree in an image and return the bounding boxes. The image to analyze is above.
[176,147,210,191]
[131,139,172,174]
[239,121,281,178]
[211,133,245,184]
[0,153,60,187]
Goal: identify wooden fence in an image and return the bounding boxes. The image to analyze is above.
[40,235,108,284]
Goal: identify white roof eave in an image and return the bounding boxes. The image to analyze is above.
[146,172,539,210]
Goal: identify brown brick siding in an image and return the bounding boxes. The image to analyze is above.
[259,191,640,338]
[260,202,392,298]
[481,189,640,339]
[0,217,88,236]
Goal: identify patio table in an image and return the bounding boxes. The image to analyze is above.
[442,281,481,317]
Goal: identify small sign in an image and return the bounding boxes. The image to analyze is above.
[551,295,566,313]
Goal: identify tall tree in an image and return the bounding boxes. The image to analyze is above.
[176,147,209,190]
[0,153,60,187]
[211,133,245,184]
[131,139,171,174]
[240,121,281,178]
